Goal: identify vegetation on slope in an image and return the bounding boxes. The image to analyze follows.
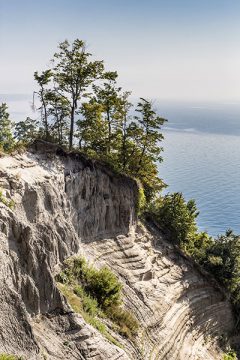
[149,193,240,332]
[0,188,15,209]
[0,355,22,360]
[223,351,238,360]
[56,256,139,344]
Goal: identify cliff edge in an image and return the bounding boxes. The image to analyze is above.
[0,141,235,359]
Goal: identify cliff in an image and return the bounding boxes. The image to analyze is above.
[0,141,235,359]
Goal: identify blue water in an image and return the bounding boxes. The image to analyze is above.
[157,102,240,237]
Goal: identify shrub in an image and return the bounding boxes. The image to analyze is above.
[203,231,240,319]
[0,355,22,360]
[59,257,122,309]
[56,256,139,339]
[223,350,237,360]
[136,185,146,215]
[105,305,139,338]
[0,189,14,209]
[57,283,122,347]
[85,266,122,309]
[150,192,199,245]
[73,285,99,316]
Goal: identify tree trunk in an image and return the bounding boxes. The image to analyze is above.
[121,115,127,171]
[69,104,75,150]
[41,89,49,139]
[107,106,111,154]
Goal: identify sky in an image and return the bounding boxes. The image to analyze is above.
[0,0,240,103]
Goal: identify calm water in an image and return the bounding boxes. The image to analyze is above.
[2,95,240,237]
[158,102,240,237]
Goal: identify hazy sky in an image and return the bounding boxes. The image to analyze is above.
[0,0,240,102]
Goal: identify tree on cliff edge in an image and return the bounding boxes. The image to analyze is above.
[0,103,14,151]
[52,39,104,149]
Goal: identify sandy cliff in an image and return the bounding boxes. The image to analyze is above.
[0,141,235,359]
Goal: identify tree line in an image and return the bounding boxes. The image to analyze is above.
[0,39,167,200]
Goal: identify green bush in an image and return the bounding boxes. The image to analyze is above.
[136,185,146,215]
[105,305,139,338]
[0,355,22,360]
[56,256,138,339]
[150,192,199,245]
[73,285,99,316]
[0,189,15,209]
[59,257,122,309]
[203,231,240,319]
[85,266,122,309]
[223,350,237,360]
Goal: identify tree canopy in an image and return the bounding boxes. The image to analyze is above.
[0,103,14,151]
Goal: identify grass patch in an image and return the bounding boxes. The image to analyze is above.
[0,189,14,209]
[0,355,22,360]
[57,283,122,348]
[105,305,139,338]
[56,256,139,343]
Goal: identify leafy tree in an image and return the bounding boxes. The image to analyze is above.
[203,230,240,322]
[150,192,199,245]
[92,71,125,154]
[86,266,122,309]
[52,39,104,149]
[117,91,132,171]
[0,103,14,151]
[14,117,38,144]
[134,98,166,174]
[44,91,70,145]
[77,101,108,155]
[34,70,52,139]
[117,99,167,199]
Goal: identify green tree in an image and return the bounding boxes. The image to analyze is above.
[14,117,38,144]
[45,90,70,146]
[203,230,240,323]
[134,98,166,174]
[86,266,122,309]
[52,39,104,149]
[92,71,124,154]
[34,70,52,139]
[121,99,167,199]
[150,192,199,245]
[77,101,108,155]
[0,103,14,151]
[117,91,132,171]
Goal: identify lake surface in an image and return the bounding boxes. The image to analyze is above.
[1,95,240,237]
[158,102,240,237]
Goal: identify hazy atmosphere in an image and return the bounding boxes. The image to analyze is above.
[1,0,240,102]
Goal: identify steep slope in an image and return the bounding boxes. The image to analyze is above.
[0,141,235,359]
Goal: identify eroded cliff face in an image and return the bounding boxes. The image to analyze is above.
[0,142,235,359]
